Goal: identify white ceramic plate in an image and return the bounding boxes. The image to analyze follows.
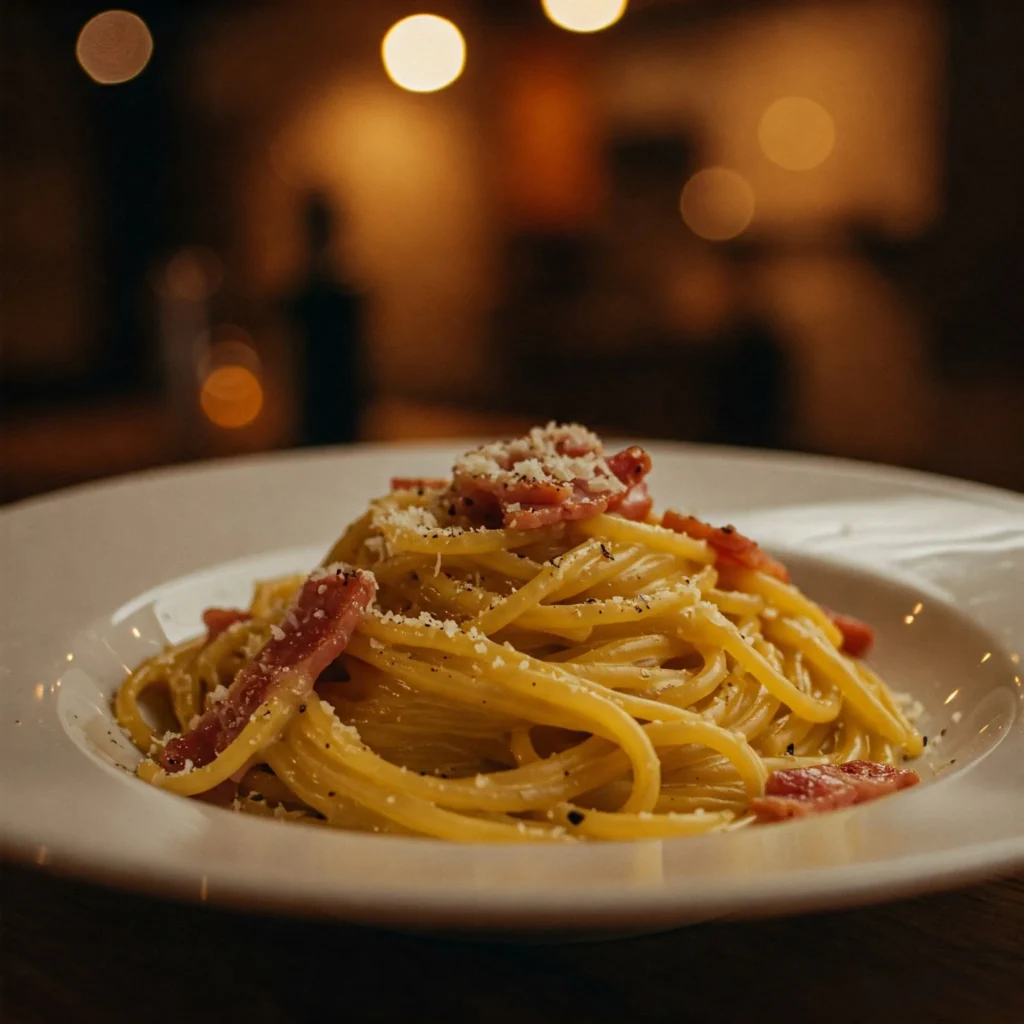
[2,442,1022,935]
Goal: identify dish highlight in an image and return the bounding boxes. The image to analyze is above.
[116,423,923,841]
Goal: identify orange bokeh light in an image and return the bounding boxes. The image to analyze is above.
[162,247,223,302]
[76,10,153,85]
[679,167,755,241]
[200,366,263,429]
[759,97,836,171]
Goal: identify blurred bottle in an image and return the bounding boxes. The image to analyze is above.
[155,246,221,457]
[285,191,367,446]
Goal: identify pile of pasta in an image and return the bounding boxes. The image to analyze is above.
[116,424,922,841]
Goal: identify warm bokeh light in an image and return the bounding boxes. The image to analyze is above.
[679,168,755,241]
[758,97,836,171]
[76,10,153,85]
[381,14,465,93]
[204,338,262,379]
[200,366,263,429]
[199,326,263,383]
[161,247,223,302]
[542,0,628,33]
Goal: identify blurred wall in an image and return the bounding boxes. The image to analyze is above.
[1,0,1022,501]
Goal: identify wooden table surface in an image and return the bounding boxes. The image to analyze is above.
[3,864,1022,1023]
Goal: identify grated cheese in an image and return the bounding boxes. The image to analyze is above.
[452,422,626,499]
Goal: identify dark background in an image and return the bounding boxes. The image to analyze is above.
[3,0,1022,502]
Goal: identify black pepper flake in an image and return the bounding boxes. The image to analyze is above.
[940,728,947,737]
[464,497,474,507]
[600,544,613,560]
[324,742,331,749]
[922,735,928,747]
[328,791,336,797]
[786,743,795,755]
[567,810,585,825]
[447,504,456,517]
[563,770,570,777]
[722,525,735,534]
[299,704,306,713]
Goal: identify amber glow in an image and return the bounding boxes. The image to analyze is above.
[542,0,628,33]
[76,10,153,84]
[200,326,263,380]
[200,366,263,429]
[680,168,755,241]
[162,247,223,302]
[498,45,603,228]
[381,14,465,93]
[758,97,836,171]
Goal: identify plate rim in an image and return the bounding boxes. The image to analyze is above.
[2,440,1022,930]
[5,437,1022,519]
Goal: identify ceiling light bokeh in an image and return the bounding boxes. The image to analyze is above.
[542,0,628,34]
[381,14,466,93]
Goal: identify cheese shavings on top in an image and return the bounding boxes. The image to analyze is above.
[453,421,626,499]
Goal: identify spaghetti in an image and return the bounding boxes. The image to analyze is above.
[115,423,923,841]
